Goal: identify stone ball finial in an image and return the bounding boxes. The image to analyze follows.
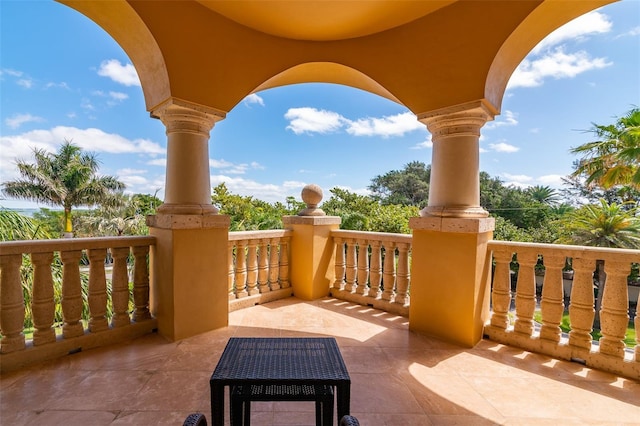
[298,184,326,216]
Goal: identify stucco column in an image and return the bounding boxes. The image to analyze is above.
[153,98,225,215]
[146,98,230,341]
[418,100,496,218]
[409,100,496,347]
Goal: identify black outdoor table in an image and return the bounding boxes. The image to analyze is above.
[210,337,351,425]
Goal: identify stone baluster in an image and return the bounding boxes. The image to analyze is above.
[344,239,357,292]
[110,247,131,328]
[235,241,248,298]
[246,240,259,296]
[257,239,270,293]
[514,251,537,336]
[30,252,56,345]
[381,242,396,301]
[132,245,151,322]
[279,237,290,288]
[368,241,382,298]
[394,242,410,305]
[356,240,369,295]
[268,238,281,291]
[598,260,630,358]
[489,249,513,330]
[87,248,109,333]
[333,237,345,290]
[60,250,84,338]
[0,254,26,352]
[539,254,566,343]
[568,257,596,350]
[228,242,236,300]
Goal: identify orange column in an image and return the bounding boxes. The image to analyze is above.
[147,98,230,341]
[409,100,496,347]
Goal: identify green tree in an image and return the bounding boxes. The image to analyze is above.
[526,185,560,205]
[75,193,159,237]
[368,161,430,207]
[0,209,51,241]
[556,199,640,329]
[1,141,125,235]
[571,108,640,196]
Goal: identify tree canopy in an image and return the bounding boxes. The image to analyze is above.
[1,141,125,235]
[570,107,640,197]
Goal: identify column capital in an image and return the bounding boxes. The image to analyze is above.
[151,97,226,135]
[417,99,497,139]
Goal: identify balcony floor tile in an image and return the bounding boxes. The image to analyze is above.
[1,297,638,425]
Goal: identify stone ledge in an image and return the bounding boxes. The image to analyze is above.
[282,216,341,226]
[147,213,231,230]
[409,216,495,233]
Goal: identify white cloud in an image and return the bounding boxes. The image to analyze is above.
[616,26,640,38]
[5,113,44,129]
[147,158,167,167]
[537,174,566,187]
[285,108,424,138]
[489,142,519,153]
[244,93,265,106]
[411,135,433,149]
[508,12,613,90]
[484,110,518,129]
[109,91,128,101]
[345,112,423,137]
[210,158,263,174]
[97,59,140,87]
[285,107,345,135]
[44,82,70,90]
[509,48,611,89]
[17,78,33,88]
[1,68,23,77]
[0,126,165,182]
[531,12,612,54]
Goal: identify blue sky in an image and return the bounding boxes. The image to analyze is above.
[1,1,639,210]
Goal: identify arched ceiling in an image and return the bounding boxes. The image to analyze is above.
[58,0,615,117]
[195,0,454,41]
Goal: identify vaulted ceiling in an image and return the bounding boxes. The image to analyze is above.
[59,0,613,117]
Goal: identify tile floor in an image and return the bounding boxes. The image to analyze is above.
[1,297,638,425]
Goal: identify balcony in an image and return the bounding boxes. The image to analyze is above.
[1,226,638,425]
[1,296,639,425]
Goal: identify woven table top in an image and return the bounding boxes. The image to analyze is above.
[211,337,350,384]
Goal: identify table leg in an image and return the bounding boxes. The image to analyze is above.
[336,383,351,421]
[211,383,225,426]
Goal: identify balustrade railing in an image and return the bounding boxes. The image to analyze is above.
[486,241,639,379]
[330,230,411,316]
[227,230,293,310]
[0,236,156,373]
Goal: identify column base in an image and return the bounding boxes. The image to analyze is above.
[408,216,494,347]
[148,213,230,341]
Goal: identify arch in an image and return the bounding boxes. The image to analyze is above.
[485,0,615,113]
[249,62,402,106]
[59,0,170,111]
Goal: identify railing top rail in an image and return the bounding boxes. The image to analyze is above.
[331,229,412,244]
[488,240,640,262]
[228,229,293,241]
[0,236,156,256]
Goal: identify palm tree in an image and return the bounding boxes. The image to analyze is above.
[556,199,640,329]
[571,108,640,193]
[526,185,560,205]
[1,141,125,236]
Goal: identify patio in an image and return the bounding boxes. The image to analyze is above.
[1,297,638,426]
